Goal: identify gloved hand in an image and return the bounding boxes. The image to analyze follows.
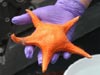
[12,0,86,65]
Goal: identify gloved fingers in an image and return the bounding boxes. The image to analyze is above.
[24,45,34,59]
[63,52,71,60]
[37,51,60,65]
[37,51,42,65]
[11,8,41,25]
[51,53,60,64]
[67,24,77,41]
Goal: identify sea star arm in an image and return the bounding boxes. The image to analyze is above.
[64,42,92,58]
[26,9,41,28]
[11,34,23,44]
[11,34,34,45]
[41,48,54,72]
[63,16,80,33]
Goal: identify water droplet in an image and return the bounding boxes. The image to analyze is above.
[5,17,10,22]
[2,2,7,7]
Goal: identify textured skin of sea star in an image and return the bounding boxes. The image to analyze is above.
[11,9,92,72]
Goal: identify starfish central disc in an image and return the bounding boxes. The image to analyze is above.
[11,9,92,72]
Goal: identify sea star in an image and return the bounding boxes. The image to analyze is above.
[11,9,92,72]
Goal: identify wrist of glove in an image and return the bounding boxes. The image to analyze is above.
[55,0,86,16]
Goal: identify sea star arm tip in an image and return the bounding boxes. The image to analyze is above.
[11,34,22,43]
[64,42,92,58]
[42,48,54,73]
[26,9,41,28]
[63,16,80,33]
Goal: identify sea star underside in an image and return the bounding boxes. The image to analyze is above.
[11,9,92,72]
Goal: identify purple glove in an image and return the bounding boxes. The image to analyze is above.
[12,0,86,65]
[24,46,34,59]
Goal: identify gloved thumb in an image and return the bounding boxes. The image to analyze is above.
[11,9,41,25]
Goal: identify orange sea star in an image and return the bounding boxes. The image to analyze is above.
[11,9,92,72]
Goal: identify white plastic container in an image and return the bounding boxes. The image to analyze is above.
[64,54,100,75]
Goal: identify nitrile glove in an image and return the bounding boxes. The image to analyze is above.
[12,0,87,65]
